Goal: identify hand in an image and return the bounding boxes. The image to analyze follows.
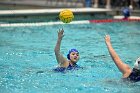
[58,29,64,39]
[105,35,111,45]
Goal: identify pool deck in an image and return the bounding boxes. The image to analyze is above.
[0,8,140,17]
[0,0,140,17]
[0,8,113,16]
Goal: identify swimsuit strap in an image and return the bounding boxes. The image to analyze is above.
[67,62,79,70]
[53,62,81,72]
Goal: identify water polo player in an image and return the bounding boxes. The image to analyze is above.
[105,35,140,82]
[122,7,130,19]
[53,29,81,72]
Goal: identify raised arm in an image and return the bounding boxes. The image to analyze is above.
[105,35,131,77]
[54,29,67,65]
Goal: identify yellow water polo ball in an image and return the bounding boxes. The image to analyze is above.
[59,9,74,23]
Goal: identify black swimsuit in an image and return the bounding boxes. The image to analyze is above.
[125,68,140,82]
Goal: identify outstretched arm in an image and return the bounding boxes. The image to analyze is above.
[54,29,67,65]
[105,35,131,77]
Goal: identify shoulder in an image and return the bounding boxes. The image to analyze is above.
[123,70,132,78]
[59,60,70,68]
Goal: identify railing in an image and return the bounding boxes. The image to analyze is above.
[0,0,85,8]
[44,0,85,8]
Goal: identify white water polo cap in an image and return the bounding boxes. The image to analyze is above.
[134,57,140,69]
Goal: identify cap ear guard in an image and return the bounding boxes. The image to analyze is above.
[134,57,140,69]
[67,54,70,60]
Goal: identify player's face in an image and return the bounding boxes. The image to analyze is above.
[69,52,79,63]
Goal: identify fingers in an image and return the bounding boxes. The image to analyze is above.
[105,34,110,37]
[104,34,111,45]
[58,28,64,33]
[62,28,64,32]
[57,28,64,38]
[105,35,110,39]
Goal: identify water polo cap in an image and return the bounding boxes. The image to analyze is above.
[134,57,140,69]
[67,49,79,60]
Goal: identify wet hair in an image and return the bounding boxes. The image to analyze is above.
[67,49,79,60]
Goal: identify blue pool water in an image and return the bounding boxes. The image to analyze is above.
[0,22,140,93]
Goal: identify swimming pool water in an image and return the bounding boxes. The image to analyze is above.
[0,22,140,93]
